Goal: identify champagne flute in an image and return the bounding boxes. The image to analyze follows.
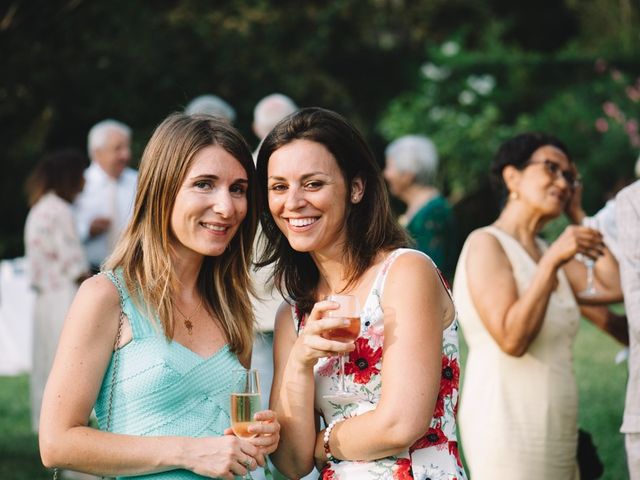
[578,217,598,297]
[321,294,361,401]
[230,369,261,479]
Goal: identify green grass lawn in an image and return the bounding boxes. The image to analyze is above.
[0,318,629,479]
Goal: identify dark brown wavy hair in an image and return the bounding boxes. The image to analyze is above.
[256,107,409,314]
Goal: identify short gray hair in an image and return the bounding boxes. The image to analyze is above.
[185,94,236,123]
[87,119,131,158]
[253,93,298,139]
[385,134,439,186]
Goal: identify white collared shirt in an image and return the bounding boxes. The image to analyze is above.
[74,162,137,268]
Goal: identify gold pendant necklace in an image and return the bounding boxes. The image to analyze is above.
[175,299,203,335]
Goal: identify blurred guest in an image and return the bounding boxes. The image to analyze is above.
[384,135,456,281]
[453,133,622,479]
[24,149,90,432]
[252,93,298,157]
[251,93,300,480]
[74,119,137,271]
[616,179,640,479]
[185,94,236,124]
[250,93,298,407]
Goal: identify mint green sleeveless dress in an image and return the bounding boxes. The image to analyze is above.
[94,271,244,479]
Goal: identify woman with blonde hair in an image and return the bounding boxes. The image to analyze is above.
[39,113,280,479]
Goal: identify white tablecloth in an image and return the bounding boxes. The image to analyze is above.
[0,257,35,376]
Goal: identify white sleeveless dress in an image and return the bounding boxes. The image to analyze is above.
[453,226,580,479]
[294,249,467,480]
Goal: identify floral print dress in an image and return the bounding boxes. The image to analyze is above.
[294,249,467,480]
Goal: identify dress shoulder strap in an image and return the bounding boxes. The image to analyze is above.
[102,270,157,339]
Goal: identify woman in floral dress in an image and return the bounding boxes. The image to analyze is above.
[24,149,91,432]
[256,107,467,480]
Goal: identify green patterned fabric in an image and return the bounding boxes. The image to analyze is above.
[95,271,243,479]
[405,194,457,282]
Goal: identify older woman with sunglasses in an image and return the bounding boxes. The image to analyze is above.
[452,133,622,479]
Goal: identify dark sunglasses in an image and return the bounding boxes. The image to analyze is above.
[527,159,581,189]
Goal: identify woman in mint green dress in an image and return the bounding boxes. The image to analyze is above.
[39,113,280,479]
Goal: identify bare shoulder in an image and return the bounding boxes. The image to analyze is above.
[465,228,510,267]
[274,300,295,332]
[77,273,121,309]
[385,250,439,284]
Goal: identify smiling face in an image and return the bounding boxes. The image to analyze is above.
[170,144,248,262]
[511,144,574,216]
[267,139,361,256]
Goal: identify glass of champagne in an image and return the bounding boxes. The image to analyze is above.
[230,369,261,479]
[577,217,598,297]
[321,294,361,401]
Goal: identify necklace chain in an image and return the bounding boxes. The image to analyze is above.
[175,298,203,335]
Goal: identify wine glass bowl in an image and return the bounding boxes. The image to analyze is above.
[322,294,361,401]
[230,369,260,479]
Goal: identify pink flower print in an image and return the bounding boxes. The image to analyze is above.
[366,323,384,349]
[317,356,339,377]
[595,118,609,133]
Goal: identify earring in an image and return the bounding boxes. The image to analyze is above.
[509,191,519,201]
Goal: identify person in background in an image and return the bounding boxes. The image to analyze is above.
[250,92,299,407]
[383,134,456,281]
[453,132,622,479]
[185,94,237,124]
[250,92,301,480]
[24,149,91,433]
[74,119,137,272]
[252,93,298,158]
[616,179,640,479]
[39,113,280,479]
[259,107,466,479]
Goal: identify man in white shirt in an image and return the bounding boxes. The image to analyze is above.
[75,119,137,271]
[617,179,640,479]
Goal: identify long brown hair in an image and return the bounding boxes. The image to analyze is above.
[105,113,258,358]
[256,107,409,313]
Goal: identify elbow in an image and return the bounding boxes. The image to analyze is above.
[39,433,61,469]
[383,417,433,452]
[498,338,529,358]
[271,449,314,480]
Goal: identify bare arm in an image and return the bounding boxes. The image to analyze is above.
[313,253,444,462]
[39,275,265,479]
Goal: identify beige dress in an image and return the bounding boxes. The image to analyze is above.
[453,226,580,480]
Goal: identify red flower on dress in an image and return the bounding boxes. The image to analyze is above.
[439,355,460,399]
[433,394,445,418]
[344,337,382,384]
[393,458,413,480]
[448,441,463,468]
[410,425,447,452]
[321,466,336,480]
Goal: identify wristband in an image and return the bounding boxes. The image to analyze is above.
[323,417,345,461]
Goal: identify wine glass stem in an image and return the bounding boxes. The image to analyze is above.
[339,354,347,392]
